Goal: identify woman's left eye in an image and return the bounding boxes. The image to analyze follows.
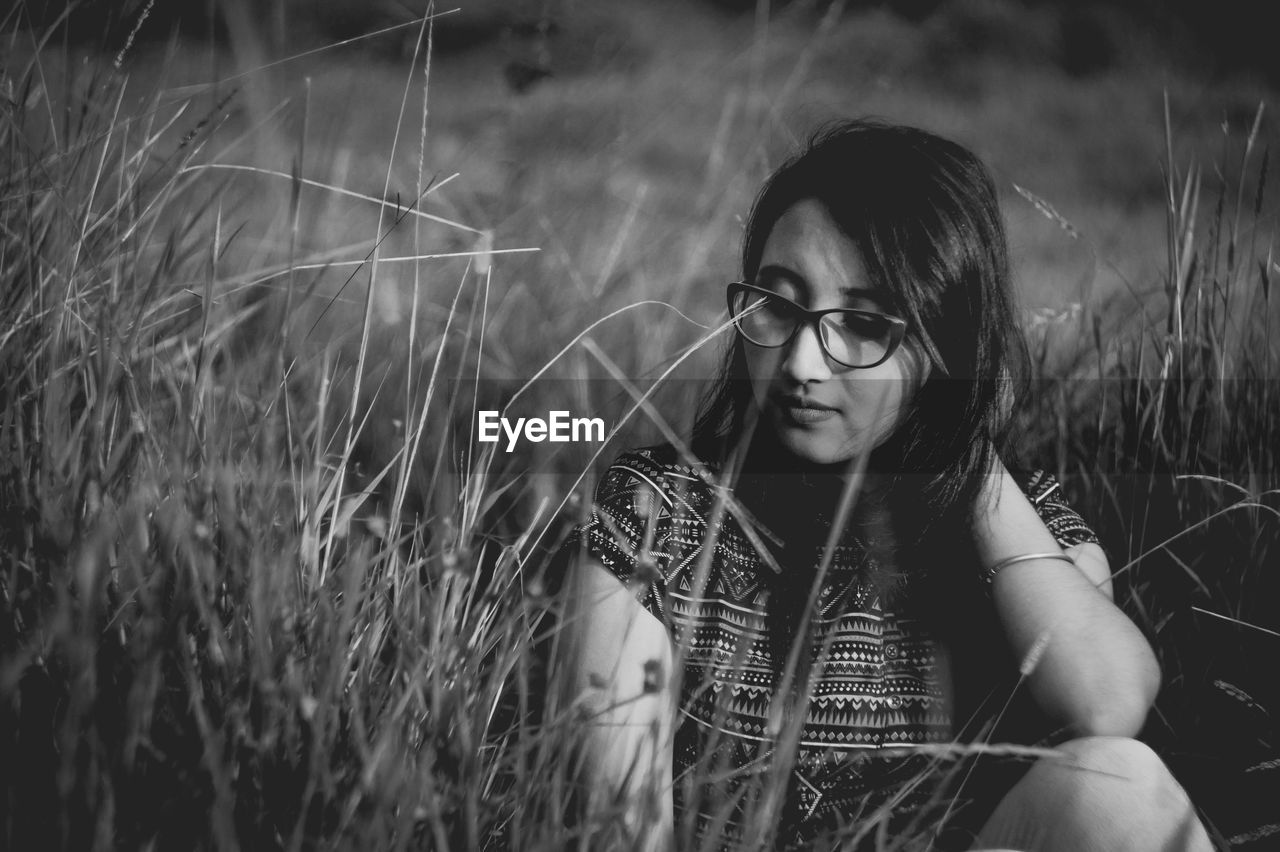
[838,312,881,333]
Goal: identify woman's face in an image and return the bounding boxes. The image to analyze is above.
[742,199,932,466]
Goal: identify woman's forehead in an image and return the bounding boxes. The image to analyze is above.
[761,202,862,269]
[757,202,892,307]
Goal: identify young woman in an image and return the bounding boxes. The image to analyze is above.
[553,119,1212,852]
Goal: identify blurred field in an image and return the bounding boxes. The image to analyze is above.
[34,2,1274,351]
[2,0,1279,849]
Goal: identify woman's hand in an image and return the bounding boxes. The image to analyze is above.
[971,455,1160,738]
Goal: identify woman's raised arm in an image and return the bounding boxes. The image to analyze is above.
[971,460,1162,739]
[557,555,676,852]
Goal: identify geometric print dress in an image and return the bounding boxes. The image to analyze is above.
[554,442,1103,852]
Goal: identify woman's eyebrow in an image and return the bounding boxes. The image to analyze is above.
[755,264,805,287]
[840,286,891,309]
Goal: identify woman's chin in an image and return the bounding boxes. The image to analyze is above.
[772,424,862,467]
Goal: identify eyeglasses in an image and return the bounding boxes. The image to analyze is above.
[726,281,908,369]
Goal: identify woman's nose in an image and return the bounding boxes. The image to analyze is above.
[780,321,833,383]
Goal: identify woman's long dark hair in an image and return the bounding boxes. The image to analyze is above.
[692,117,1032,616]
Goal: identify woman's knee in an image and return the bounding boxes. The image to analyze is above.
[1046,736,1211,851]
[1054,736,1181,803]
[1056,735,1164,779]
[975,736,1213,851]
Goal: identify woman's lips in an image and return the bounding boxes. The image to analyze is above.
[776,396,839,424]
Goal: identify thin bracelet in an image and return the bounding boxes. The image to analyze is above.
[982,551,1075,584]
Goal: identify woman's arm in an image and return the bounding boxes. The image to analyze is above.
[558,556,676,852]
[972,460,1161,738]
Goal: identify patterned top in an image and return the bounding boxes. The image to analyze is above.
[555,443,1102,851]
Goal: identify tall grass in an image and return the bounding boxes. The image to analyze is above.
[1020,100,1280,849]
[1,7,1277,852]
[0,13,580,850]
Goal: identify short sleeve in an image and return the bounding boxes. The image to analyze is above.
[1011,467,1102,549]
[553,449,675,620]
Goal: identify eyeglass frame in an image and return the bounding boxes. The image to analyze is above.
[726,280,909,370]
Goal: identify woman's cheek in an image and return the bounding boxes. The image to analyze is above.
[842,379,904,448]
[877,381,921,445]
[745,349,780,398]
[845,412,881,456]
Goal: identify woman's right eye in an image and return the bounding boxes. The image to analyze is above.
[758,293,797,316]
[753,280,799,302]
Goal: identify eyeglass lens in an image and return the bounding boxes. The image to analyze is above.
[733,288,894,368]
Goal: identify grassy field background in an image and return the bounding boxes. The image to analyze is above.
[2,0,1278,848]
